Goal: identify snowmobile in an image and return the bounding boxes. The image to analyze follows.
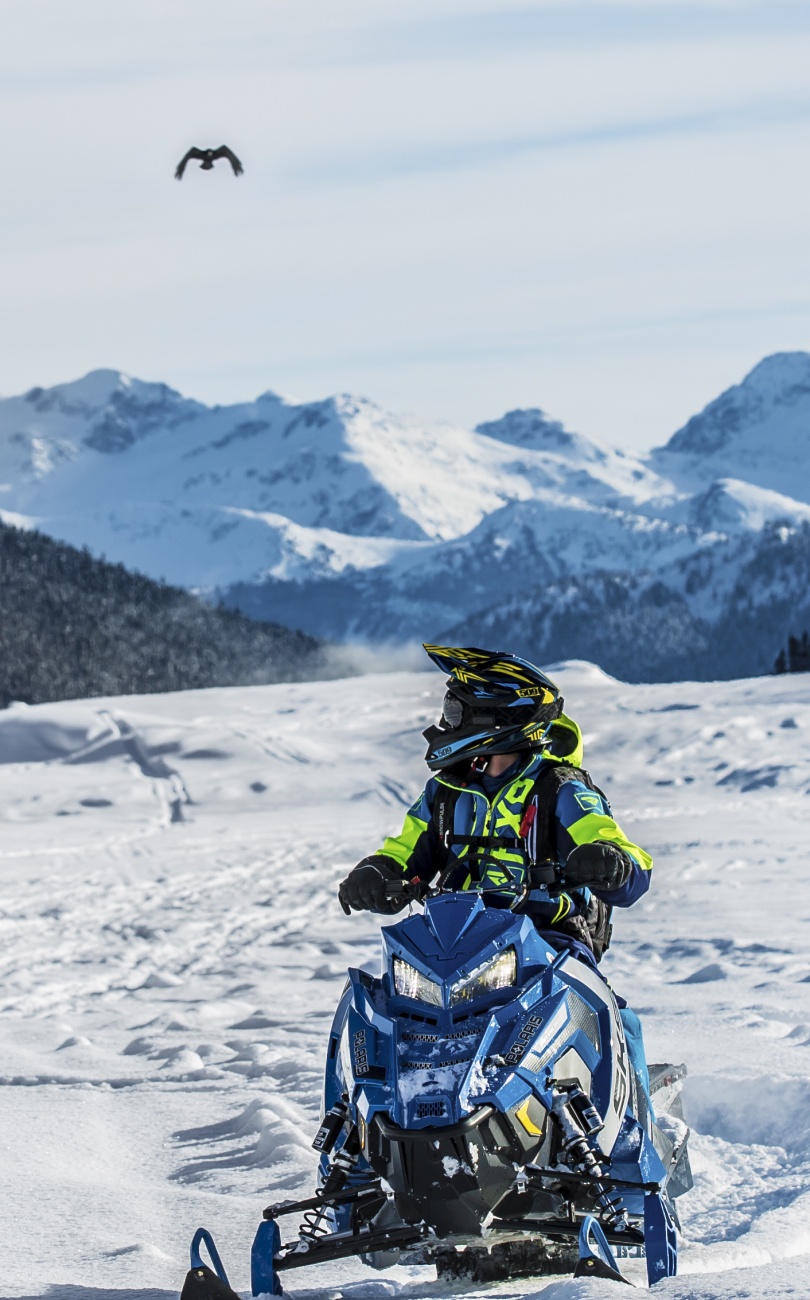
[181,874,692,1296]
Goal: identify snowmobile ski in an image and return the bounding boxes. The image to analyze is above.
[181,1229,242,1300]
[574,1215,631,1284]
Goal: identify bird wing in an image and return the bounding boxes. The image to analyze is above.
[213,145,244,176]
[174,147,205,180]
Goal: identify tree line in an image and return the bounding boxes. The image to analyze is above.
[0,520,327,706]
[774,632,810,675]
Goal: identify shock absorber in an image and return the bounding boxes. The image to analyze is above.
[319,1123,363,1199]
[300,1119,364,1244]
[312,1101,349,1155]
[551,1088,628,1232]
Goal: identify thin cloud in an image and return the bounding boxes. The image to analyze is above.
[287,96,810,187]
[265,297,810,378]
[344,2,810,66]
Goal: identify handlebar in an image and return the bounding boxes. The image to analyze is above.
[384,861,563,908]
[384,879,432,903]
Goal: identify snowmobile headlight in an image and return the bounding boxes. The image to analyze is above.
[449,947,517,1007]
[393,956,443,1007]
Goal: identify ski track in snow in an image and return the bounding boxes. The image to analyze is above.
[3,664,810,1300]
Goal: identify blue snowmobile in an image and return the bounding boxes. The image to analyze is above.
[181,876,691,1296]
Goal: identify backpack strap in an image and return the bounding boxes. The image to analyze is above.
[430,762,614,959]
[429,777,467,880]
[524,761,606,864]
[526,762,614,960]
[431,761,608,865]
[430,766,522,884]
[431,782,461,848]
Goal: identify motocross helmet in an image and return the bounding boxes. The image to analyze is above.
[422,644,563,772]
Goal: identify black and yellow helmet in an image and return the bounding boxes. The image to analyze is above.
[422,645,563,771]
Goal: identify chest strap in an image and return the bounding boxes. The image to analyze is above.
[439,832,521,883]
[432,760,608,868]
[440,832,519,848]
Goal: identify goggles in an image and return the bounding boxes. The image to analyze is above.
[441,691,465,729]
[440,689,535,734]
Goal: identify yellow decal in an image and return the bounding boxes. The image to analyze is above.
[424,645,491,665]
[451,667,489,685]
[485,869,510,886]
[424,644,465,660]
[523,723,548,741]
[516,686,554,701]
[491,661,532,680]
[514,1098,545,1137]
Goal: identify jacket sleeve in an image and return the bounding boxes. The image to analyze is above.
[372,778,441,882]
[553,779,652,908]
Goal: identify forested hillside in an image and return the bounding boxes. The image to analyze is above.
[6,357,810,681]
[0,521,324,706]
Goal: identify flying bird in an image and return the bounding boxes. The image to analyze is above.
[175,145,244,180]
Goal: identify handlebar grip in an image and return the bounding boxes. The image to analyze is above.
[385,879,431,903]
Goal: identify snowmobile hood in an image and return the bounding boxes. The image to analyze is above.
[391,894,520,970]
[543,712,583,768]
[424,892,488,953]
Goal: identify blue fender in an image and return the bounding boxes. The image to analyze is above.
[644,1192,678,1284]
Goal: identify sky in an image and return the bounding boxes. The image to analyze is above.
[1,0,810,450]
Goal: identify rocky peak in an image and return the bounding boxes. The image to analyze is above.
[475,408,608,464]
[661,352,810,459]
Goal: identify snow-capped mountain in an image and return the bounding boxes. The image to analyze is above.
[0,372,669,588]
[679,478,810,534]
[228,494,702,645]
[650,352,810,498]
[2,353,810,680]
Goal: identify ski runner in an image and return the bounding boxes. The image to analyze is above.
[339,644,652,1106]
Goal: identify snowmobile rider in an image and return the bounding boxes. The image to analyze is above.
[338,644,652,1100]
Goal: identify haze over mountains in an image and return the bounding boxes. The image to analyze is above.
[3,353,810,681]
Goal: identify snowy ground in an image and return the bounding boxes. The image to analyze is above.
[3,662,810,1300]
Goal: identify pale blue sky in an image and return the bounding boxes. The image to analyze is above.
[1,0,809,448]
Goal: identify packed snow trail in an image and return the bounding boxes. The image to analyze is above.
[2,664,810,1299]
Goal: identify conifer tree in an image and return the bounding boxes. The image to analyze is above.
[0,521,328,706]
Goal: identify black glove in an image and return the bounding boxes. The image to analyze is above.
[338,856,407,915]
[564,842,633,892]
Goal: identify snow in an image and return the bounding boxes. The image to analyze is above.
[0,368,688,596]
[6,358,810,666]
[652,352,810,499]
[3,664,810,1300]
[676,478,810,534]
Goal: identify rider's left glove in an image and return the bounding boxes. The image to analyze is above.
[564,842,633,892]
[338,856,408,915]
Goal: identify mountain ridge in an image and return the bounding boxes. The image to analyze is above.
[649,351,810,499]
[2,352,809,681]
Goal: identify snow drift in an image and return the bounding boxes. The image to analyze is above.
[3,664,810,1298]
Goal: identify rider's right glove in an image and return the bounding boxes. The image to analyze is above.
[338,856,408,916]
[564,841,634,892]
